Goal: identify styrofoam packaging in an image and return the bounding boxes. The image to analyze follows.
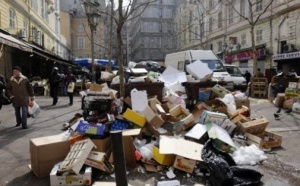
[186,60,213,81]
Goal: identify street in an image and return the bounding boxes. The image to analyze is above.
[0,96,300,186]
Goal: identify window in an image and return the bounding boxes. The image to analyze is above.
[240,0,245,18]
[228,6,234,24]
[218,41,222,52]
[78,37,85,49]
[200,22,204,37]
[241,33,246,46]
[23,19,28,37]
[256,29,263,42]
[9,9,16,28]
[32,0,38,12]
[189,11,192,23]
[218,11,222,28]
[41,0,45,19]
[78,23,84,32]
[256,0,262,12]
[209,17,213,32]
[189,29,192,42]
[195,26,199,39]
[209,0,214,9]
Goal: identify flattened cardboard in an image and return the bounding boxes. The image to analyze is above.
[159,136,203,161]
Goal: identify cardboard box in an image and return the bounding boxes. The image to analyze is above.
[91,137,111,152]
[169,105,194,128]
[184,124,208,144]
[89,84,104,92]
[235,98,250,109]
[199,110,228,126]
[50,163,91,186]
[123,108,147,127]
[220,119,236,134]
[148,97,162,112]
[85,151,114,173]
[205,99,228,115]
[76,121,105,136]
[211,84,231,98]
[141,106,165,129]
[191,102,213,123]
[206,123,236,153]
[152,146,176,166]
[283,98,297,109]
[159,136,203,161]
[245,131,282,149]
[240,117,269,134]
[30,135,70,178]
[173,156,196,173]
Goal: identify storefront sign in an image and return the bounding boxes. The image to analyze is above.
[272,51,300,61]
[225,48,266,63]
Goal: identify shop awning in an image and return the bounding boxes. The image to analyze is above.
[272,51,300,61]
[0,32,32,52]
[25,42,73,66]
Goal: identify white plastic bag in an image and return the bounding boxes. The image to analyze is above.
[67,82,75,93]
[28,101,41,118]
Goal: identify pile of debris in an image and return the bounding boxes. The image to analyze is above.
[28,66,283,186]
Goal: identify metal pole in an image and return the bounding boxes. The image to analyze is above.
[110,131,128,186]
[91,28,96,84]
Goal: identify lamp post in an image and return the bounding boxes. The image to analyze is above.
[81,0,101,84]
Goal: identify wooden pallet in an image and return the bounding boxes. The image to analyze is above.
[251,78,268,98]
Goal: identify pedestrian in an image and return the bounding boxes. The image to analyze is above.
[244,70,251,85]
[49,67,61,106]
[65,67,76,106]
[254,68,264,77]
[6,66,34,129]
[0,73,6,110]
[60,71,67,96]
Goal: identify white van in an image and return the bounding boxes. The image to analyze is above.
[224,64,247,91]
[164,50,234,90]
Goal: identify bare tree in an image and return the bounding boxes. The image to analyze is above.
[103,0,156,98]
[225,0,274,76]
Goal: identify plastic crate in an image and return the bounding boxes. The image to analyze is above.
[59,139,96,175]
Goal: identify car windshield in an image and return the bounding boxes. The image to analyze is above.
[225,66,243,77]
[197,60,226,72]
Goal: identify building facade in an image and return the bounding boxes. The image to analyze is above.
[60,0,106,61]
[0,0,71,78]
[129,0,179,62]
[175,0,300,77]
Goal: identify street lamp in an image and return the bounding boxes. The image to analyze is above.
[81,0,101,84]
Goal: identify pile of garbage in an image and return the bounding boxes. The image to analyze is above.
[28,63,283,186]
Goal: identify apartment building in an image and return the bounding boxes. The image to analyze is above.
[129,0,180,62]
[60,0,106,60]
[175,0,300,77]
[0,0,71,78]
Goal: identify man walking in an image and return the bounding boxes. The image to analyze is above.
[6,66,34,129]
[49,67,61,106]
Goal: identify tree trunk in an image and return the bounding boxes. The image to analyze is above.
[107,0,114,72]
[117,26,125,98]
[250,26,257,76]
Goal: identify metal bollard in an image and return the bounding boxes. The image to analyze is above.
[110,130,128,186]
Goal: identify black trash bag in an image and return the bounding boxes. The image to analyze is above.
[231,166,263,186]
[201,139,236,186]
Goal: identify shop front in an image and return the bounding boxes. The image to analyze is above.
[272,51,300,75]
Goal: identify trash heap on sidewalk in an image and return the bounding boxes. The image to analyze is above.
[28,63,283,186]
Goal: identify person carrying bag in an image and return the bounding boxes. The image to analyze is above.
[65,67,76,106]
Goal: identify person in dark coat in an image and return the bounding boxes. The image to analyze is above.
[65,67,76,106]
[244,70,252,85]
[6,66,34,129]
[0,73,6,110]
[49,67,61,106]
